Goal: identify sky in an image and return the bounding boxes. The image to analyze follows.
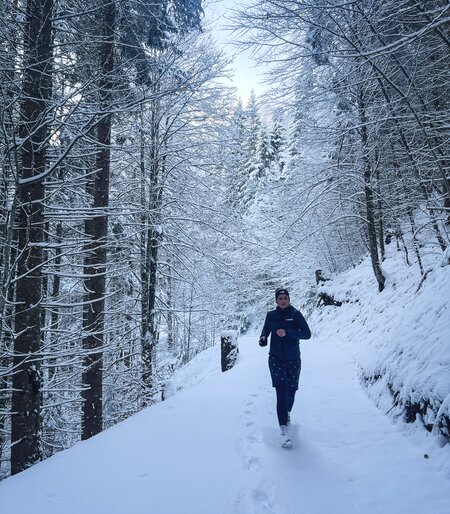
[203,0,266,104]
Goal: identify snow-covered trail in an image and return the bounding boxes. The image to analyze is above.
[1,335,450,514]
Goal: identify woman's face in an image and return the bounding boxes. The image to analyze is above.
[276,294,290,309]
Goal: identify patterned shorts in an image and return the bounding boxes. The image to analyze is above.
[268,355,301,390]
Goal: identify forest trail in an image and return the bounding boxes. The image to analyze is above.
[1,333,450,514]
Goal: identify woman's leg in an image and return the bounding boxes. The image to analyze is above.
[286,359,301,417]
[269,356,295,427]
[275,383,289,426]
[287,387,297,414]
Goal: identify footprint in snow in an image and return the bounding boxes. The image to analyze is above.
[247,431,263,444]
[252,489,276,513]
[234,486,277,514]
[246,456,261,471]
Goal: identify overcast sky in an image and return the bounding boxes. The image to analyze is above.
[204,0,265,104]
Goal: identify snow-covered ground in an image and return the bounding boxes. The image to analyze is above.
[314,240,450,444]
[1,328,450,513]
[1,241,449,513]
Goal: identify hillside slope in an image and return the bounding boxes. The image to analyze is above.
[314,242,450,443]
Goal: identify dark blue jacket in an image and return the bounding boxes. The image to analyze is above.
[260,305,311,361]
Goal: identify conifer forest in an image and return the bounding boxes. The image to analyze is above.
[0,0,449,479]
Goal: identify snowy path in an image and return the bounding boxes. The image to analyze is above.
[1,335,450,514]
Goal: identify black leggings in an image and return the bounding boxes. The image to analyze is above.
[275,383,297,427]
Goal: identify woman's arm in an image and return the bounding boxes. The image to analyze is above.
[286,311,311,340]
[260,313,272,338]
[259,313,272,345]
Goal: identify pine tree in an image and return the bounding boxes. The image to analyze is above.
[11,0,54,474]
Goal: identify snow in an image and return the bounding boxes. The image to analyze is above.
[314,242,450,442]
[1,246,449,513]
[1,338,450,511]
[221,330,239,345]
[441,246,450,267]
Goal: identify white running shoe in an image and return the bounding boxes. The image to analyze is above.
[280,425,292,448]
[281,437,293,449]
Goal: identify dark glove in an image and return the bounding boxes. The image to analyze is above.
[259,336,267,347]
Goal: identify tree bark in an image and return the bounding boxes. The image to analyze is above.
[81,0,115,440]
[357,85,385,292]
[48,220,62,383]
[140,98,162,403]
[166,263,175,353]
[11,0,53,474]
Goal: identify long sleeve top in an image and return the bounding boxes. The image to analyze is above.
[260,305,311,361]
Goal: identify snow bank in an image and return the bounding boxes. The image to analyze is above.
[162,343,223,399]
[310,242,450,443]
[220,330,239,344]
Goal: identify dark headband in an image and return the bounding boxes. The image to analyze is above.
[275,289,289,300]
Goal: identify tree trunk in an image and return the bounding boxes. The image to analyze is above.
[140,99,161,403]
[11,0,53,474]
[41,221,50,329]
[406,207,425,276]
[357,86,385,292]
[139,107,152,403]
[375,155,386,261]
[81,0,115,440]
[166,264,174,353]
[48,221,62,382]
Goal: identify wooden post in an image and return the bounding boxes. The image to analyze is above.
[221,331,239,372]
